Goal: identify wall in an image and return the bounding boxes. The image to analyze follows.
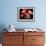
[0,0,46,29]
[0,0,46,43]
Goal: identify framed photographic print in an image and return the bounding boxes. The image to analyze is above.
[17,7,35,22]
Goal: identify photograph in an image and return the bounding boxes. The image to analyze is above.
[17,7,35,22]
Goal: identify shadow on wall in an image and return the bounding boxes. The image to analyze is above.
[0,24,7,43]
